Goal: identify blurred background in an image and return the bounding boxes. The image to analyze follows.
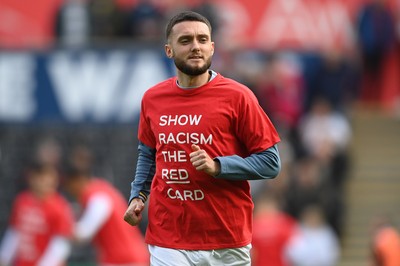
[0,0,400,265]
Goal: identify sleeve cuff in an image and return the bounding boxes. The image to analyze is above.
[213,157,227,178]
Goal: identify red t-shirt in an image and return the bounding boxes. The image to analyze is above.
[10,191,73,266]
[138,73,280,250]
[252,212,297,266]
[79,179,149,264]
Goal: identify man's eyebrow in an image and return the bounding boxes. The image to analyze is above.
[177,34,194,40]
[197,34,210,39]
[177,33,210,40]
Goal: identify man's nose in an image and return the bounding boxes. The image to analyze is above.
[191,40,200,51]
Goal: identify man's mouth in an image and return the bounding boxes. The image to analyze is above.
[189,55,203,60]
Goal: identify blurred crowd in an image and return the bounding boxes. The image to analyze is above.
[54,0,221,46]
[52,0,400,112]
[1,0,400,265]
[0,137,150,266]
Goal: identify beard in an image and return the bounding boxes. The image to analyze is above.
[173,56,212,76]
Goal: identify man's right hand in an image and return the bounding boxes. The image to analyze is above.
[123,198,144,226]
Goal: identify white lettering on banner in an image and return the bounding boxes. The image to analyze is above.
[159,132,212,145]
[255,0,355,50]
[167,188,205,201]
[0,53,36,121]
[159,114,202,126]
[49,51,125,121]
[216,0,355,51]
[49,51,169,122]
[117,52,169,121]
[214,0,251,46]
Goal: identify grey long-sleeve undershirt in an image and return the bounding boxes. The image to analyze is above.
[129,142,281,203]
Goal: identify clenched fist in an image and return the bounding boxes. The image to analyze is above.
[189,144,220,176]
[123,198,145,226]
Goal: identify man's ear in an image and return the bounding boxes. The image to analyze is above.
[165,44,173,58]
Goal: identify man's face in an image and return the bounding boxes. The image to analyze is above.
[165,21,214,76]
[29,168,59,197]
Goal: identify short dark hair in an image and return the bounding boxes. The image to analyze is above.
[165,11,212,41]
[27,160,56,177]
[63,163,91,181]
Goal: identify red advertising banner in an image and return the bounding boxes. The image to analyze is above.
[0,0,397,52]
[213,0,371,52]
[0,0,63,48]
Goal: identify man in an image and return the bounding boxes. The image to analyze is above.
[0,162,73,266]
[251,193,297,266]
[64,166,149,266]
[123,11,281,265]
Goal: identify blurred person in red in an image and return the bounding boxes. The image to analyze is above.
[369,214,400,266]
[0,162,74,266]
[256,53,304,132]
[251,192,297,266]
[64,165,149,266]
[255,53,305,157]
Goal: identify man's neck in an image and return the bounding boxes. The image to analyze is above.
[177,71,211,88]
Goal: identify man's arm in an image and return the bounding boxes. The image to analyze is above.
[0,228,19,265]
[190,144,281,180]
[74,193,113,243]
[124,141,156,226]
[128,141,156,203]
[37,236,71,266]
[215,144,281,180]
